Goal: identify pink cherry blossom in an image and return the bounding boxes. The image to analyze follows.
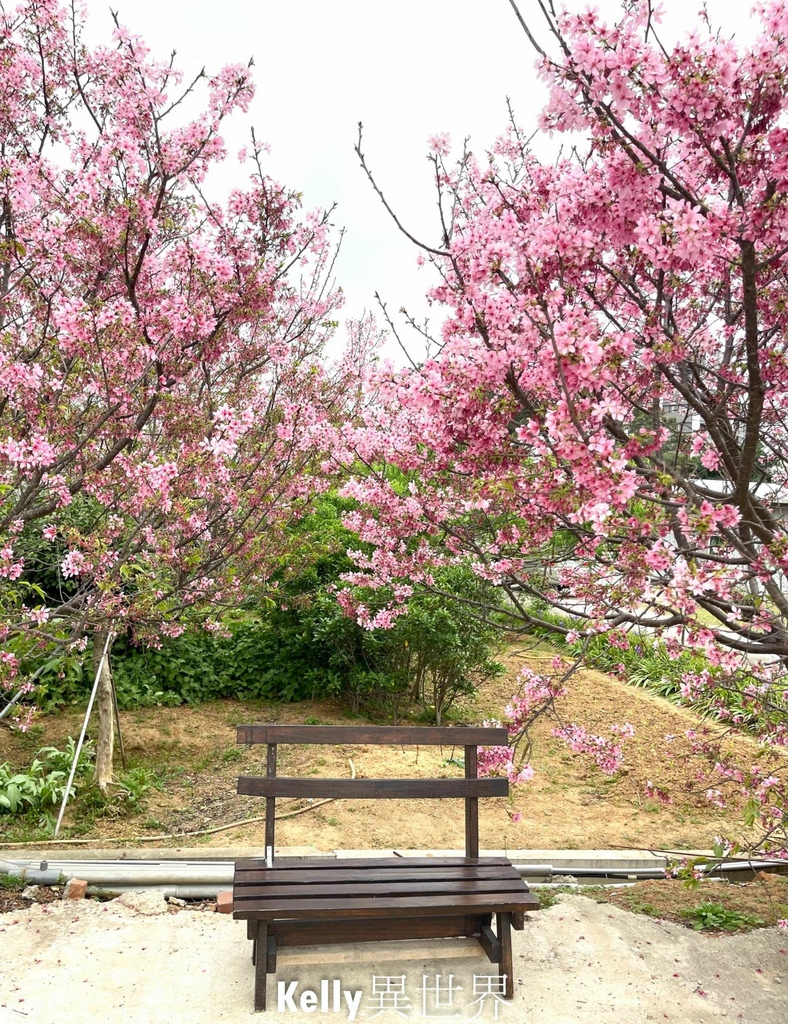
[340,0,788,855]
[0,0,359,737]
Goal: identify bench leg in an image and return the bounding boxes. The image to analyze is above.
[254,921,268,1011]
[498,912,514,1000]
[248,920,256,964]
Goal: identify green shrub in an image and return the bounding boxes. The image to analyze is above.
[0,738,94,817]
[681,900,764,932]
[14,646,89,712]
[110,623,328,706]
[363,567,504,724]
[17,496,504,720]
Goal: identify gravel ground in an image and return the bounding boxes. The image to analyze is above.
[0,891,785,1024]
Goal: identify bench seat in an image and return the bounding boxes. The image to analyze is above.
[234,855,538,919]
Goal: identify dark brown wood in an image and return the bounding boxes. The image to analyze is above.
[464,744,479,859]
[266,935,277,973]
[498,912,513,999]
[264,743,276,860]
[237,724,509,746]
[237,776,508,799]
[235,865,523,887]
[235,879,529,900]
[268,914,487,947]
[254,920,268,1011]
[466,912,491,937]
[233,892,534,920]
[478,923,501,963]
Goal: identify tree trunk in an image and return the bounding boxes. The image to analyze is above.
[94,632,115,793]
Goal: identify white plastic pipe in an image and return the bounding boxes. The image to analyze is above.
[53,631,113,838]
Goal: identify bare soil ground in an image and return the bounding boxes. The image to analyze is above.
[1,650,780,854]
[2,890,785,1024]
[600,871,788,930]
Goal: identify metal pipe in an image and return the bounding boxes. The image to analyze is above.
[0,859,234,886]
[541,860,788,881]
[1,856,785,898]
[86,884,223,899]
[0,688,24,721]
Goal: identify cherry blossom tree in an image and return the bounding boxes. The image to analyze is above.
[0,0,352,788]
[342,0,788,854]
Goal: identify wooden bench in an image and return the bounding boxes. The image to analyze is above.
[232,724,539,1011]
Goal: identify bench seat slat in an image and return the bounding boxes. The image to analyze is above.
[234,866,523,885]
[234,879,531,900]
[233,892,536,920]
[237,777,508,799]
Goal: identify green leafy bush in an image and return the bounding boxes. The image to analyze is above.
[360,567,504,724]
[681,900,764,932]
[18,497,503,719]
[103,564,504,720]
[110,619,347,706]
[0,738,94,817]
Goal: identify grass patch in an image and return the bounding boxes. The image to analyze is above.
[681,900,764,932]
[602,874,788,932]
[536,875,787,933]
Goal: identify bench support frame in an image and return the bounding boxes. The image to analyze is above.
[247,906,516,1012]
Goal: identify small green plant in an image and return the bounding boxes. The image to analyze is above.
[680,900,765,932]
[115,766,160,807]
[75,764,160,819]
[221,747,244,764]
[0,739,94,817]
[35,737,94,775]
[0,872,24,891]
[533,885,588,908]
[536,889,559,909]
[628,898,661,917]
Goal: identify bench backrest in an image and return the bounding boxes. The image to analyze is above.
[236,724,509,862]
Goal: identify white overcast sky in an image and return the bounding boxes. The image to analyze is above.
[85,0,758,359]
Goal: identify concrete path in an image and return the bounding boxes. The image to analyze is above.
[0,892,785,1024]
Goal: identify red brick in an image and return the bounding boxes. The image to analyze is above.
[216,890,233,914]
[64,878,88,900]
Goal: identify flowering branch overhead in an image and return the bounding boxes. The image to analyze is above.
[339,0,788,855]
